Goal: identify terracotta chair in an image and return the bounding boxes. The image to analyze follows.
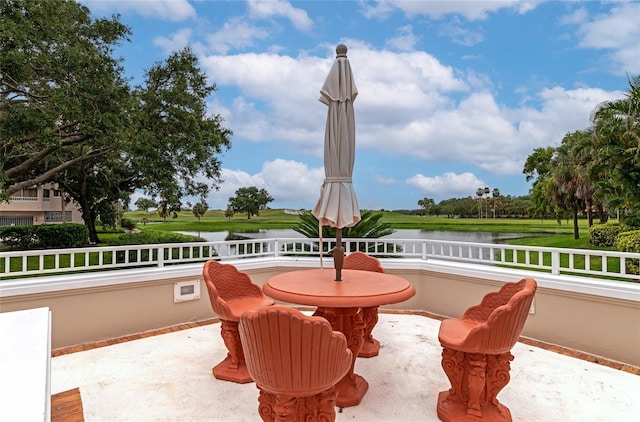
[437,278,537,422]
[239,305,352,422]
[202,260,274,383]
[343,251,385,357]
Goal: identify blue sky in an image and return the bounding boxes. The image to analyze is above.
[84,0,640,211]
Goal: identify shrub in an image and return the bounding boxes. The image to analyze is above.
[36,224,88,248]
[120,218,136,231]
[0,224,88,249]
[589,221,628,247]
[109,231,210,263]
[616,230,640,275]
[622,213,640,229]
[0,226,38,249]
[109,231,204,246]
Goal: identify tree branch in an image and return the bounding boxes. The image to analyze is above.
[5,146,117,195]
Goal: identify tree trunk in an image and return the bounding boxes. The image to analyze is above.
[572,206,580,240]
[77,196,99,244]
[598,205,608,223]
[84,214,99,244]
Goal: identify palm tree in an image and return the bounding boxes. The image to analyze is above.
[550,132,591,239]
[491,188,501,218]
[475,188,485,218]
[293,210,395,254]
[523,147,555,220]
[591,74,640,217]
[483,187,490,218]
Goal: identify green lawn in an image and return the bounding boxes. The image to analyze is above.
[4,210,626,279]
[127,209,299,234]
[127,209,586,239]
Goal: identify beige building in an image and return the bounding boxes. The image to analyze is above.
[0,184,83,226]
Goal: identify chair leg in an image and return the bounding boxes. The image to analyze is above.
[212,319,252,383]
[257,387,339,422]
[257,391,276,422]
[437,347,514,421]
[466,353,486,416]
[358,306,381,358]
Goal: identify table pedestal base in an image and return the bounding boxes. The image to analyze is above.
[314,306,367,407]
[358,305,380,358]
[358,337,380,357]
[335,373,369,407]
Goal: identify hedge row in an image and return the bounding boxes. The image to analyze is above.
[0,224,89,249]
[588,222,629,247]
[617,230,640,275]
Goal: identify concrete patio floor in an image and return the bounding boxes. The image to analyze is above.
[51,312,639,422]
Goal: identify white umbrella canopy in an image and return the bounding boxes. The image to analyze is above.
[312,44,360,280]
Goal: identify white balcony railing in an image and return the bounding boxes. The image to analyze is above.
[1,238,639,282]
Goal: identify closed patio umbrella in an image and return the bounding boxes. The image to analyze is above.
[312,44,360,280]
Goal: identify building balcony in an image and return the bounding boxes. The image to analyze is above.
[1,238,639,421]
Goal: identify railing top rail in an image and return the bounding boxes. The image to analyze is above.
[1,237,639,282]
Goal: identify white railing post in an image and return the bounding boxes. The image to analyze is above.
[551,250,560,275]
[274,239,279,258]
[422,241,427,261]
[158,246,165,268]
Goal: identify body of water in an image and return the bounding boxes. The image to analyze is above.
[179,229,531,244]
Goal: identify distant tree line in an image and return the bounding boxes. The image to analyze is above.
[414,194,533,218]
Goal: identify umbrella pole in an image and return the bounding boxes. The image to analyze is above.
[334,228,344,281]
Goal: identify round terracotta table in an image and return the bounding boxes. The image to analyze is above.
[263,268,416,407]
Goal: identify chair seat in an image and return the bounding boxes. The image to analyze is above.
[224,297,274,321]
[438,318,484,351]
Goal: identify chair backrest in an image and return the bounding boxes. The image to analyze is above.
[202,260,265,320]
[239,305,352,397]
[462,278,537,354]
[343,251,384,273]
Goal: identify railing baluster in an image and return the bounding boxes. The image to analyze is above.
[551,251,560,275]
[1,237,638,281]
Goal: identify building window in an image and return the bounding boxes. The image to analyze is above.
[24,188,38,198]
[44,211,72,222]
[0,216,34,226]
[53,190,61,197]
[43,189,50,201]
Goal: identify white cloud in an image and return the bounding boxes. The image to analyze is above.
[85,0,196,21]
[360,0,396,20]
[205,17,270,54]
[247,0,313,31]
[572,2,640,74]
[362,84,623,176]
[385,25,419,51]
[200,43,623,181]
[559,7,588,26]
[206,160,324,209]
[153,28,192,54]
[375,175,396,185]
[389,0,540,21]
[438,18,485,46]
[406,172,484,199]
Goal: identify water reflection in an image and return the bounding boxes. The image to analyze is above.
[383,230,530,243]
[178,229,538,261]
[179,229,531,243]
